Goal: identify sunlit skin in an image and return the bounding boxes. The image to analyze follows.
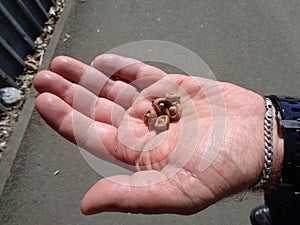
[34,54,284,215]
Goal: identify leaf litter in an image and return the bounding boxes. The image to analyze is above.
[0,0,65,162]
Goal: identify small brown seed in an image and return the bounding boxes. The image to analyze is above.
[154,115,170,131]
[152,98,171,115]
[165,92,181,103]
[168,104,181,121]
[144,108,157,125]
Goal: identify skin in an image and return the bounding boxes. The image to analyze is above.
[34,54,284,215]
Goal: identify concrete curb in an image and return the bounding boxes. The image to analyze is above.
[0,1,74,197]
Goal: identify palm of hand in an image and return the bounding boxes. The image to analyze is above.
[34,54,265,214]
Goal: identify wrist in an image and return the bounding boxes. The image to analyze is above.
[256,95,300,190]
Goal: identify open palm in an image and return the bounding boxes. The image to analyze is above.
[34,54,279,215]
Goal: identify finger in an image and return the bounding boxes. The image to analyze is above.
[51,56,138,108]
[50,56,87,83]
[92,54,167,89]
[34,71,125,126]
[80,170,200,215]
[35,93,119,161]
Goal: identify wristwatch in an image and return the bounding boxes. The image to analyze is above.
[268,96,300,190]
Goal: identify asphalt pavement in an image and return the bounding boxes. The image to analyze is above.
[1,0,300,224]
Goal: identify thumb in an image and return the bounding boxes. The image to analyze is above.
[80,170,199,215]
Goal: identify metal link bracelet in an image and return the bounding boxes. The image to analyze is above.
[259,97,274,187]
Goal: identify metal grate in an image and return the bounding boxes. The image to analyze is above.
[0,0,55,88]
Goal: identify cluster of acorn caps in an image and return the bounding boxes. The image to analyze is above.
[144,92,181,131]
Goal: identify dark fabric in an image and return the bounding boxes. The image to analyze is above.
[265,189,300,225]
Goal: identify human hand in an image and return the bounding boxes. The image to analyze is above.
[34,54,283,215]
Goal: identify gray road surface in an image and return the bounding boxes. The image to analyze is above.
[1,0,300,224]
